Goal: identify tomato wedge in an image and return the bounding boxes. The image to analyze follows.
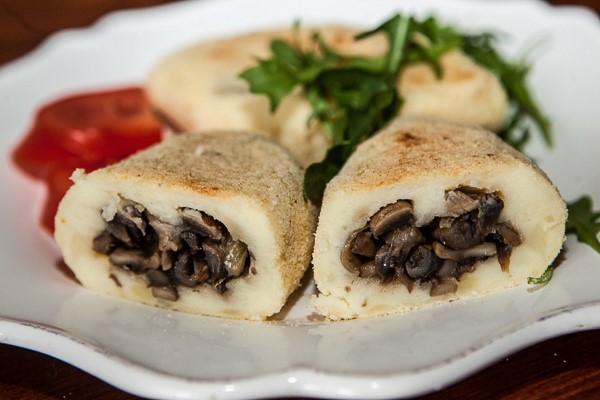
[12,87,163,233]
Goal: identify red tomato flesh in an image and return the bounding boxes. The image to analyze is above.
[12,87,163,233]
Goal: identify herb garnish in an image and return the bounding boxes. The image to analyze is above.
[241,14,411,200]
[565,196,600,253]
[527,264,558,286]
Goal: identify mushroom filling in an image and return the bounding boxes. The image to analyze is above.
[92,199,251,301]
[341,188,522,297]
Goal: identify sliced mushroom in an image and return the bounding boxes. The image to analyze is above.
[202,240,227,282]
[374,244,401,279]
[147,269,171,287]
[359,261,378,278]
[151,286,179,301]
[179,208,225,241]
[172,251,208,288]
[120,201,147,235]
[479,193,504,224]
[351,230,377,258]
[436,259,459,279]
[92,230,118,254]
[394,268,416,292]
[341,230,366,274]
[213,280,228,295]
[430,279,458,296]
[432,241,497,262]
[106,219,134,247]
[181,230,203,251]
[496,223,523,247]
[488,222,522,272]
[114,212,144,245]
[147,213,182,252]
[192,255,211,283]
[384,225,425,249]
[144,252,161,270]
[369,200,413,238]
[109,248,160,272]
[456,186,487,195]
[223,238,248,277]
[496,244,512,273]
[430,211,482,250]
[160,251,175,271]
[405,245,443,280]
[444,190,480,217]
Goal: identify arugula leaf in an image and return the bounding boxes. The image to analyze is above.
[239,41,300,111]
[356,14,411,75]
[460,33,553,149]
[303,145,347,201]
[527,263,557,286]
[497,109,531,152]
[565,196,600,252]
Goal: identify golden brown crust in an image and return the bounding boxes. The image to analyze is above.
[329,118,546,194]
[106,132,301,201]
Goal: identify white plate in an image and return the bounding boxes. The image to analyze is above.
[1,0,600,399]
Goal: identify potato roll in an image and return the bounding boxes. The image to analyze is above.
[55,131,317,320]
[311,118,566,320]
[147,26,508,166]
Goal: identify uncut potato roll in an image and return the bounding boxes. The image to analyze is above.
[311,118,566,320]
[147,26,508,166]
[54,131,316,320]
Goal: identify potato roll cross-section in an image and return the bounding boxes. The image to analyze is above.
[55,131,317,320]
[311,117,566,320]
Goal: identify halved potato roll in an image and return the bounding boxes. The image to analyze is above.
[311,117,566,320]
[55,131,317,320]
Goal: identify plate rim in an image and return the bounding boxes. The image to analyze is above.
[2,299,600,399]
[1,0,600,399]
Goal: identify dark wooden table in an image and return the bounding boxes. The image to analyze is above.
[1,1,599,399]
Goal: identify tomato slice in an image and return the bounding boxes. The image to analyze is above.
[12,87,163,233]
[41,87,162,162]
[13,87,162,177]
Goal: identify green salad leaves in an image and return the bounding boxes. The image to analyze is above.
[240,14,600,285]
